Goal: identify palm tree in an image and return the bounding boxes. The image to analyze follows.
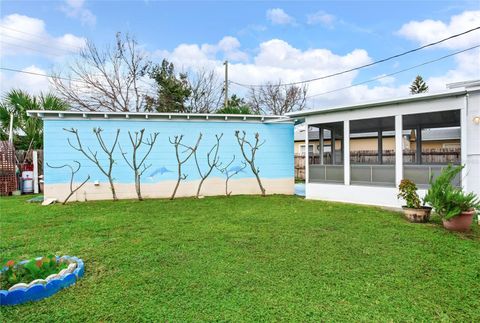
[0,90,68,149]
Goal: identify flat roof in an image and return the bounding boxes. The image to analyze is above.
[27,110,292,123]
[286,87,479,118]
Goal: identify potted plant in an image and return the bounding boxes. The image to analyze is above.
[397,179,431,222]
[423,165,480,232]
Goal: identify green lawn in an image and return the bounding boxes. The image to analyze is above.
[1,195,479,321]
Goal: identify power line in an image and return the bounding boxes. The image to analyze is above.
[1,33,81,55]
[305,45,479,99]
[0,67,154,96]
[0,25,86,52]
[0,66,82,82]
[231,26,480,87]
[0,39,78,57]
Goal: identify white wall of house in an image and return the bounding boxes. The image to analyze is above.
[466,91,480,196]
[291,87,480,208]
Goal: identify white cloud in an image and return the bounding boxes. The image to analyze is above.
[397,10,480,49]
[307,11,336,28]
[376,75,396,85]
[0,14,87,59]
[157,37,375,107]
[0,65,52,94]
[154,36,248,64]
[266,8,295,25]
[60,0,96,27]
[157,31,480,110]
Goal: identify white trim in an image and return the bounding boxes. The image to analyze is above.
[26,110,291,123]
[395,115,403,187]
[287,88,475,118]
[33,151,39,194]
[306,182,428,208]
[461,94,468,190]
[303,96,462,125]
[305,123,309,186]
[344,120,350,186]
[319,128,324,165]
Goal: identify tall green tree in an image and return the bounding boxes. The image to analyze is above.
[146,59,191,112]
[0,90,68,149]
[409,75,429,95]
[216,94,252,114]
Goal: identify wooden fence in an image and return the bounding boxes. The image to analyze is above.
[294,148,461,180]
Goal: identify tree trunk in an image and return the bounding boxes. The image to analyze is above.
[171,178,180,200]
[135,174,143,201]
[196,177,205,198]
[254,173,266,196]
[225,177,231,197]
[109,177,118,201]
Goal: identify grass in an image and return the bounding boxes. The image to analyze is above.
[1,195,479,321]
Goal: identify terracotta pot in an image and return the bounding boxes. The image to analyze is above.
[402,206,432,223]
[442,209,476,232]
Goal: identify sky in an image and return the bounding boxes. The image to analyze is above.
[0,0,479,109]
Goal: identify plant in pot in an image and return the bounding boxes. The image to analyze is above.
[423,165,480,232]
[397,179,431,222]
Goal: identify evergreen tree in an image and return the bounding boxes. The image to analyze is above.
[216,94,252,114]
[409,75,429,95]
[146,59,191,112]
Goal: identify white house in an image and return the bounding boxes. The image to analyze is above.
[287,80,480,207]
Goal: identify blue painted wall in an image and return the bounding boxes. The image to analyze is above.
[44,120,294,185]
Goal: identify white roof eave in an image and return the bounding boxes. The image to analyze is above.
[26,110,293,123]
[286,88,474,118]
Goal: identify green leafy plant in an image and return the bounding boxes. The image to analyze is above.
[423,165,480,220]
[0,255,68,290]
[397,179,422,208]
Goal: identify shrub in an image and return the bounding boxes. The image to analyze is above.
[397,179,421,208]
[0,255,68,290]
[423,165,480,220]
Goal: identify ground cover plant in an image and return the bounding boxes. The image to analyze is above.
[1,255,68,290]
[1,195,479,321]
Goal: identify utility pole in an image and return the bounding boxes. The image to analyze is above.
[223,60,228,108]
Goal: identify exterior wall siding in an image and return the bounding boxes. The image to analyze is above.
[44,119,294,201]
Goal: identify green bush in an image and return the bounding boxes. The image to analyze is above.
[397,179,421,208]
[423,165,480,220]
[0,255,68,290]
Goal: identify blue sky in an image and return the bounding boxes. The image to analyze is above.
[1,0,479,107]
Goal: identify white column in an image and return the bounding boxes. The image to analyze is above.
[344,120,350,186]
[305,123,309,185]
[395,115,403,187]
[461,95,468,191]
[33,150,39,194]
[319,127,324,165]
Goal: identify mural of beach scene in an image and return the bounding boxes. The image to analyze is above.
[43,117,294,202]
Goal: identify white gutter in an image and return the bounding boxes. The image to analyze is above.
[27,110,291,123]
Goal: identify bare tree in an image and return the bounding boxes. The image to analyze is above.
[52,32,151,112]
[64,127,120,201]
[193,133,223,198]
[186,69,224,113]
[235,131,266,196]
[168,133,202,200]
[248,81,307,115]
[216,155,247,197]
[46,161,90,204]
[119,129,159,201]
